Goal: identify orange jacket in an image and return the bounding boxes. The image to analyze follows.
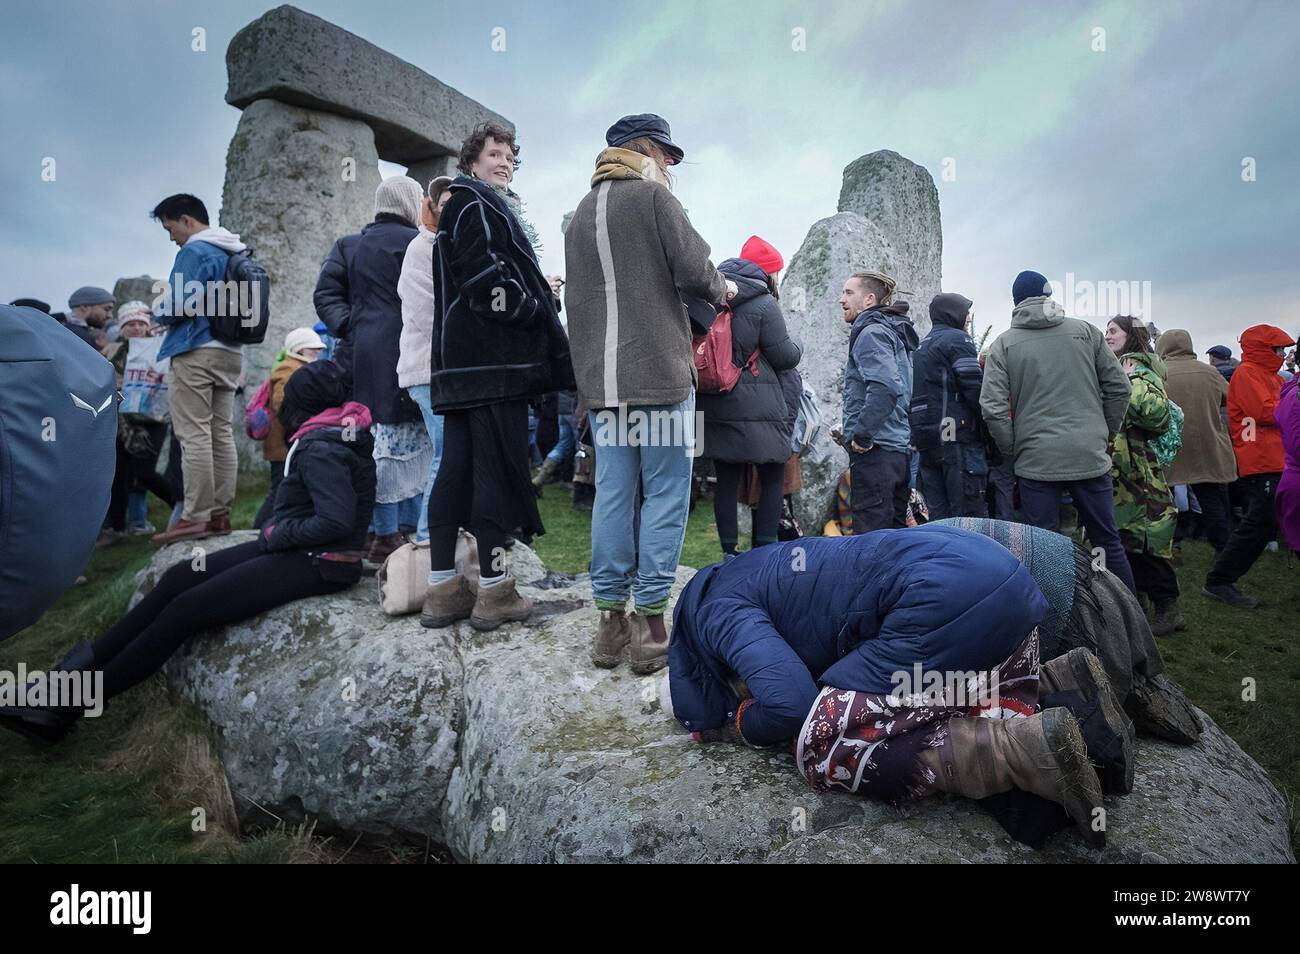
[1228,324,1295,476]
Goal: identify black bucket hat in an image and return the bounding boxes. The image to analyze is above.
[605,113,684,163]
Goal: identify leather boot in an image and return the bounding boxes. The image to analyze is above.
[532,457,560,494]
[420,575,476,628]
[924,709,1106,847]
[629,613,669,675]
[366,532,407,567]
[1040,649,1135,793]
[0,642,99,746]
[1150,598,1186,637]
[151,517,213,545]
[591,610,630,668]
[1125,672,1203,745]
[207,509,232,536]
[470,577,533,631]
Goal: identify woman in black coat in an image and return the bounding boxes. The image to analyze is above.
[0,361,377,745]
[698,254,802,555]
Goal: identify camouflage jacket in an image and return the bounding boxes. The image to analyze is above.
[1111,351,1176,557]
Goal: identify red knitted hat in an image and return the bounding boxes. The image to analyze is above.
[740,234,784,275]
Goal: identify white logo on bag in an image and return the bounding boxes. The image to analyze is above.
[69,392,112,417]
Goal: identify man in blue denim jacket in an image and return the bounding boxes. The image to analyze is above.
[149,194,247,545]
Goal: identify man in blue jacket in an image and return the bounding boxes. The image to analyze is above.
[149,194,246,546]
[910,292,987,519]
[835,271,919,533]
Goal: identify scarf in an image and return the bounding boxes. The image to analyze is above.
[591,147,670,188]
[289,400,372,442]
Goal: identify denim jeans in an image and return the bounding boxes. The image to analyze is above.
[546,414,577,463]
[589,392,696,614]
[1018,473,1137,593]
[407,384,445,544]
[127,491,149,527]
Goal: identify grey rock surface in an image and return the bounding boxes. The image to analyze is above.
[134,534,1295,863]
[112,276,160,311]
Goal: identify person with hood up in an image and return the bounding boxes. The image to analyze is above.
[0,360,376,745]
[1203,324,1296,606]
[910,292,987,519]
[1103,317,1181,635]
[564,113,733,673]
[668,524,1110,847]
[315,176,431,567]
[834,271,919,533]
[980,270,1136,593]
[420,122,575,632]
[253,327,327,528]
[1274,339,1300,554]
[148,194,247,546]
[1154,329,1237,552]
[698,236,803,556]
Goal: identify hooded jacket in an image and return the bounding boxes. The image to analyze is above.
[565,148,728,408]
[1110,350,1176,557]
[668,525,1048,746]
[696,258,803,463]
[841,303,919,453]
[980,296,1130,481]
[1274,375,1300,550]
[909,293,984,453]
[1154,329,1236,485]
[428,176,575,412]
[155,226,246,361]
[1228,325,1294,476]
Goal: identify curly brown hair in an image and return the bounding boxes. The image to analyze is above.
[457,122,520,177]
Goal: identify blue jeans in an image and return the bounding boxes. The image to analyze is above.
[127,491,149,527]
[407,384,445,544]
[547,414,577,463]
[1019,474,1137,593]
[589,393,696,614]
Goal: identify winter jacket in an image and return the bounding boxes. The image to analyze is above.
[980,296,1130,482]
[262,354,307,462]
[697,258,803,464]
[1110,351,1176,557]
[565,148,728,408]
[1274,375,1300,551]
[1153,329,1236,485]
[261,410,377,565]
[429,176,575,412]
[154,228,245,361]
[669,525,1048,746]
[313,214,420,424]
[909,295,984,453]
[841,304,918,453]
[396,226,435,389]
[1228,325,1294,476]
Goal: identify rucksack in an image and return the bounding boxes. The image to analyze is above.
[208,249,271,345]
[244,374,274,440]
[790,380,825,456]
[1150,398,1184,470]
[692,304,758,394]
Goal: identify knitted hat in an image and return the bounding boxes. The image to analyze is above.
[284,327,326,360]
[68,285,113,308]
[374,176,423,226]
[116,300,152,327]
[740,235,784,275]
[1011,270,1051,305]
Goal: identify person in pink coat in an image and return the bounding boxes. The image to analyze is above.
[1274,369,1300,553]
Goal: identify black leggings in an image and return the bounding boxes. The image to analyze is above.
[90,541,352,700]
[713,460,785,554]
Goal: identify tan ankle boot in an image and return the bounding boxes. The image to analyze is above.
[470,577,533,631]
[925,709,1106,847]
[591,610,630,668]
[629,613,669,675]
[1040,648,1135,793]
[420,575,476,629]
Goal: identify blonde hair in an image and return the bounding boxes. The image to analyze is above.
[618,136,675,189]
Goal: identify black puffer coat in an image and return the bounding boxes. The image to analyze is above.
[697,259,802,464]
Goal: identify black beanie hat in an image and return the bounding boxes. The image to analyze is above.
[279,359,350,437]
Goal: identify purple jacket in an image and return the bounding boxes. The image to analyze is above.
[1275,375,1300,551]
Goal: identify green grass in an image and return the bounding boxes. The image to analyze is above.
[4,474,1296,860]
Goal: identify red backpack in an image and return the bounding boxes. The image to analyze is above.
[692,304,759,394]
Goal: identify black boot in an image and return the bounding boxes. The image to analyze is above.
[1040,648,1135,794]
[0,642,98,746]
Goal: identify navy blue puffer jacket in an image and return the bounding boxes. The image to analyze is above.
[669,525,1048,746]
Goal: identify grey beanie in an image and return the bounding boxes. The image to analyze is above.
[68,285,114,309]
[374,176,423,227]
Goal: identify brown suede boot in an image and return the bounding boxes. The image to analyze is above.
[366,532,407,567]
[591,610,630,668]
[629,613,670,675]
[923,708,1106,847]
[420,575,476,628]
[207,509,232,536]
[470,577,533,631]
[1040,648,1135,793]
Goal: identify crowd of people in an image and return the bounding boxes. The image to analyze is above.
[4,111,1296,849]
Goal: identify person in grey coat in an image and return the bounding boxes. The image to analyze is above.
[699,254,802,554]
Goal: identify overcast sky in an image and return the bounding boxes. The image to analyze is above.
[3,0,1297,353]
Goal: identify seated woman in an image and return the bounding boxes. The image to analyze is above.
[935,517,1202,745]
[669,524,1116,846]
[1,360,376,745]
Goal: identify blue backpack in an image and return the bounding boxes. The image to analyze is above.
[0,305,117,640]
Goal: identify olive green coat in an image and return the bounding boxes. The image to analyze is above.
[1111,351,1176,558]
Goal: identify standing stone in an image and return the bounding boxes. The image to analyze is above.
[780,151,942,530]
[219,98,380,464]
[113,276,160,311]
[406,154,459,189]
